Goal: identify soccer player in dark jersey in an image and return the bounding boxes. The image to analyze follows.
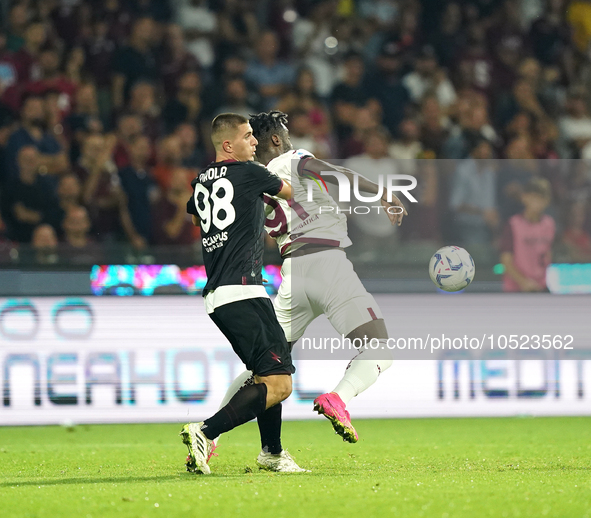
[179,113,297,475]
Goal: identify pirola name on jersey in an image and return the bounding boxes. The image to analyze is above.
[199,165,228,183]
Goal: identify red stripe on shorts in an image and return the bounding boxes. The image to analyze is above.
[368,308,378,320]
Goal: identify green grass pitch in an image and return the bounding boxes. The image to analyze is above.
[1,417,590,518]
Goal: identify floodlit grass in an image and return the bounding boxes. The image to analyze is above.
[1,417,590,518]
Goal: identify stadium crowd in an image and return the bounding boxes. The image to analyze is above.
[0,0,590,272]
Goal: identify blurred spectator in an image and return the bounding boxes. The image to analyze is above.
[430,2,464,70]
[212,76,257,119]
[443,95,498,159]
[291,0,339,97]
[244,31,295,110]
[4,94,68,180]
[500,178,556,292]
[83,18,116,122]
[365,40,410,137]
[64,82,102,161]
[0,106,17,186]
[118,134,155,248]
[287,109,330,159]
[126,81,162,141]
[455,22,495,100]
[340,106,381,158]
[96,0,133,43]
[558,88,591,158]
[111,16,157,109]
[152,167,195,246]
[31,223,59,265]
[449,137,499,245]
[562,201,591,262]
[419,95,450,156]
[358,0,399,33]
[390,118,423,160]
[0,30,19,97]
[74,132,124,241]
[344,127,398,261]
[60,205,103,264]
[6,3,29,52]
[174,122,204,169]
[153,135,183,191]
[2,146,60,243]
[175,0,217,70]
[163,71,203,133]
[112,112,143,169]
[331,52,372,139]
[497,136,537,221]
[55,173,83,228]
[277,68,331,150]
[12,18,47,85]
[402,45,457,109]
[25,47,77,114]
[217,0,259,55]
[160,24,200,98]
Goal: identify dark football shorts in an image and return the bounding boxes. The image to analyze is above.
[209,297,295,376]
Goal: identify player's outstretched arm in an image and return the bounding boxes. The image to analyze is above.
[302,158,407,226]
[274,179,292,201]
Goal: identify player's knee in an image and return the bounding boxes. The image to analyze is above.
[277,375,292,401]
[261,374,292,405]
[377,357,393,374]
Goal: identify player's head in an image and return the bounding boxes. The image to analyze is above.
[211,113,257,161]
[249,110,293,165]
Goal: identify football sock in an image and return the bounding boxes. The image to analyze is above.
[257,402,283,455]
[333,340,393,404]
[201,383,267,440]
[218,370,255,409]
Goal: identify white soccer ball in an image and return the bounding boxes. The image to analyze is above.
[429,246,475,292]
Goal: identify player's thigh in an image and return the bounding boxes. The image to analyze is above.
[211,298,295,377]
[277,257,322,343]
[307,251,384,337]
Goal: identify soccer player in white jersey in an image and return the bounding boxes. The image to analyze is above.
[213,110,406,472]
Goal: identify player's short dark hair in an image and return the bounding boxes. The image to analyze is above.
[211,113,249,148]
[249,110,289,146]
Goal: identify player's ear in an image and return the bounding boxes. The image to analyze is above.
[272,134,281,147]
[222,140,232,153]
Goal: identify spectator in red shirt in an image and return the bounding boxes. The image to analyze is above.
[25,47,77,114]
[500,178,556,292]
[152,134,183,192]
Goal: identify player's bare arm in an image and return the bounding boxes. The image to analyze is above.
[302,158,407,226]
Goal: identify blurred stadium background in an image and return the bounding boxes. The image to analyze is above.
[0,0,591,428]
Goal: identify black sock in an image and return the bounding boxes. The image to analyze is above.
[257,402,283,455]
[201,383,267,440]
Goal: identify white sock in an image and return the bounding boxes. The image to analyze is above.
[333,340,392,405]
[213,369,254,445]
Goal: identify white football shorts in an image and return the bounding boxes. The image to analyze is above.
[273,249,383,342]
